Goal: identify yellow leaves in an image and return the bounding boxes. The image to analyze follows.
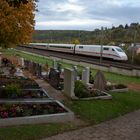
[0,0,36,48]
[73,39,80,45]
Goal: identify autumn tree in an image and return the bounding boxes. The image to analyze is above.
[72,39,80,54]
[0,0,36,48]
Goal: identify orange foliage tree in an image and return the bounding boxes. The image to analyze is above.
[0,0,36,48]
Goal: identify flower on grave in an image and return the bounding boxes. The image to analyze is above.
[32,105,38,115]
[57,106,65,112]
[0,105,4,112]
[16,105,23,116]
[10,104,17,117]
[1,111,8,118]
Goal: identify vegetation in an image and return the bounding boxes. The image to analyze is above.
[5,84,21,98]
[1,91,140,140]
[134,54,140,63]
[2,49,140,84]
[74,81,90,98]
[0,50,140,139]
[0,0,36,48]
[69,91,140,123]
[32,23,140,45]
[0,123,77,140]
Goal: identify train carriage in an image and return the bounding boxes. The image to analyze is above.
[28,43,128,61]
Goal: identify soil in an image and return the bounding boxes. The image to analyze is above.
[127,84,140,92]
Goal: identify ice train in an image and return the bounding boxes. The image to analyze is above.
[27,43,128,61]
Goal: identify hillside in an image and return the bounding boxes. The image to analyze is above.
[32,23,140,45]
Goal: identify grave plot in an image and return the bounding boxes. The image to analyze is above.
[0,100,74,127]
[74,80,112,100]
[0,75,40,89]
[64,68,112,100]
[106,83,128,92]
[46,68,63,90]
[0,57,74,126]
[0,88,50,99]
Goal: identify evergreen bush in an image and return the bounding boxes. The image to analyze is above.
[74,81,90,98]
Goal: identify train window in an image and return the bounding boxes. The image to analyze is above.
[103,48,109,51]
[79,46,83,49]
[116,48,123,52]
[112,49,115,51]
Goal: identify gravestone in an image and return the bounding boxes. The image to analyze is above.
[44,63,49,73]
[94,70,107,91]
[49,68,60,89]
[73,66,78,81]
[14,67,24,77]
[24,60,27,68]
[20,58,24,67]
[52,59,57,69]
[0,53,2,67]
[32,62,37,76]
[38,64,42,78]
[57,63,62,73]
[36,64,42,78]
[24,60,30,69]
[82,67,90,84]
[28,61,32,72]
[64,68,75,98]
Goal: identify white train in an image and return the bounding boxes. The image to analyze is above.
[27,43,128,61]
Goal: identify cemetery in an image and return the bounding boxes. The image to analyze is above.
[0,102,68,119]
[0,50,137,101]
[0,49,140,140]
[0,53,74,127]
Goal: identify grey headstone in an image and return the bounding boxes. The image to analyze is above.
[73,66,78,81]
[64,68,75,98]
[82,67,90,84]
[94,70,107,91]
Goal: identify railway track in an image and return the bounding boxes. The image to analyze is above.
[17,46,140,70]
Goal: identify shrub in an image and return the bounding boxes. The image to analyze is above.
[134,54,140,64]
[74,81,90,98]
[5,84,21,98]
[115,84,127,89]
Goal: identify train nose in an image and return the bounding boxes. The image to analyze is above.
[122,55,128,61]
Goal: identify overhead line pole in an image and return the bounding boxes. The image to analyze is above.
[132,29,137,64]
[100,27,103,64]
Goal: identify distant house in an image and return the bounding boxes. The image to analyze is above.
[119,43,125,47]
[128,43,140,55]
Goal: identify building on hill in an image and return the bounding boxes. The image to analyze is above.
[128,43,140,55]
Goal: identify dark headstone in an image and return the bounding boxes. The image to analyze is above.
[49,68,61,89]
[57,63,62,73]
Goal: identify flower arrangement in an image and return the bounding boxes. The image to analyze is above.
[0,103,67,119]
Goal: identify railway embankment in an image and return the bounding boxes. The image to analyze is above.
[17,47,140,77]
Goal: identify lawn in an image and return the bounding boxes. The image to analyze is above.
[1,91,140,140]
[0,123,77,140]
[68,91,140,124]
[0,49,140,139]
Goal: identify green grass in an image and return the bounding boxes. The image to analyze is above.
[0,123,77,140]
[1,91,140,140]
[68,91,140,124]
[2,48,53,66]
[0,49,140,139]
[104,72,140,84]
[90,70,140,84]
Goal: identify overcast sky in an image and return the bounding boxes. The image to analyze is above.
[35,0,140,30]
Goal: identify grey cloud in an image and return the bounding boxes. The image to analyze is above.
[35,0,140,30]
